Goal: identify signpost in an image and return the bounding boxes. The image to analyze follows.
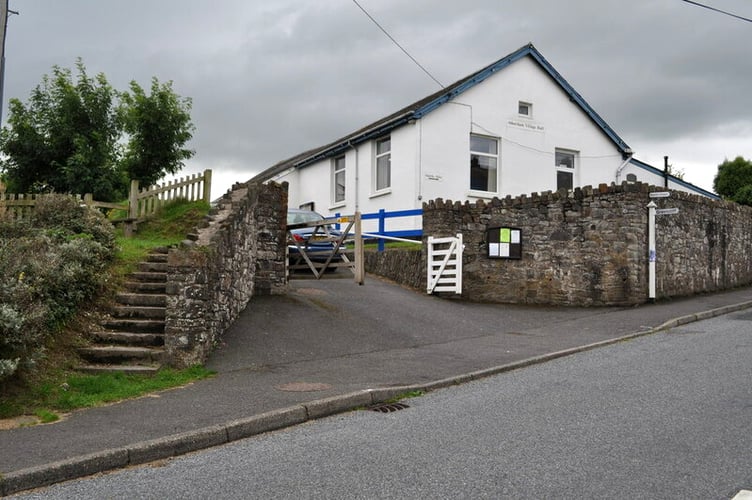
[648,194,679,302]
[655,208,679,216]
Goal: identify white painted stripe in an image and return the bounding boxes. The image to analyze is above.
[731,490,752,500]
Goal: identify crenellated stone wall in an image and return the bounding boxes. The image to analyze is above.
[163,181,288,367]
[421,183,752,306]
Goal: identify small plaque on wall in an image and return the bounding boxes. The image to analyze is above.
[487,227,522,259]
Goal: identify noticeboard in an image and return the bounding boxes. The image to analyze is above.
[487,227,522,259]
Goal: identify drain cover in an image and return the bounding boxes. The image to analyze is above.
[368,402,410,413]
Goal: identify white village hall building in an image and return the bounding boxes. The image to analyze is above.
[253,43,716,233]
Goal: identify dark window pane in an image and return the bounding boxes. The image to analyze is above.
[470,154,497,191]
[557,170,573,190]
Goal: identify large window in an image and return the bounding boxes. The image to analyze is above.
[555,149,577,191]
[375,137,391,192]
[470,134,498,193]
[332,156,346,204]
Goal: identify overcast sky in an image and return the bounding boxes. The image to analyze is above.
[3,0,751,199]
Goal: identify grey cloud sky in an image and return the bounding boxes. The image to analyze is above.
[3,0,750,197]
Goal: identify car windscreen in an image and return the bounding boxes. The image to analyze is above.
[287,211,325,225]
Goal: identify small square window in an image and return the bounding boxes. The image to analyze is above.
[518,101,532,117]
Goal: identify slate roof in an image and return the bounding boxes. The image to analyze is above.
[629,158,720,199]
[252,43,631,182]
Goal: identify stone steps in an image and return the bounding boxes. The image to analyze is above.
[91,331,164,347]
[77,248,169,374]
[115,292,167,307]
[100,318,165,333]
[110,305,166,319]
[76,364,161,375]
[77,346,163,364]
[129,271,167,283]
[123,281,166,293]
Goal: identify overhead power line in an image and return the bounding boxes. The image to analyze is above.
[351,0,444,89]
[681,0,752,23]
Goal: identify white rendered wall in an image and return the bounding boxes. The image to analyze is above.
[415,56,625,202]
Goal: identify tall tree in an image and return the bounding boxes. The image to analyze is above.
[713,156,752,206]
[119,78,195,187]
[0,60,125,200]
[0,59,195,201]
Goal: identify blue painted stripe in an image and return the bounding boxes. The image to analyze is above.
[361,208,422,220]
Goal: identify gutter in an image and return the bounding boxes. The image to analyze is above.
[615,149,634,184]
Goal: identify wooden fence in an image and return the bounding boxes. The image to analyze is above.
[128,169,212,219]
[0,169,212,235]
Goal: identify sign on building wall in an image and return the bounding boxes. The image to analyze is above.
[487,227,522,259]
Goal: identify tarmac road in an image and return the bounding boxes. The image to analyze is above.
[12,312,752,499]
[1,276,752,495]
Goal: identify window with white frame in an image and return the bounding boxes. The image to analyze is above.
[331,155,346,204]
[518,101,532,118]
[374,137,391,192]
[555,148,577,191]
[470,134,499,193]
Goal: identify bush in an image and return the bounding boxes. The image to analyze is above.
[32,195,116,251]
[0,195,116,382]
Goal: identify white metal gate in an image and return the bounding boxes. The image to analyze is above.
[427,233,463,294]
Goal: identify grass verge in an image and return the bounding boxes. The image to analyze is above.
[0,366,215,423]
[112,199,211,277]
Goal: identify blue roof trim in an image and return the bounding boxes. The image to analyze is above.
[411,45,532,119]
[629,158,720,199]
[413,43,630,154]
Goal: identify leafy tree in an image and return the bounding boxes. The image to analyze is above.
[119,78,195,187]
[0,59,195,201]
[0,60,124,200]
[713,156,752,206]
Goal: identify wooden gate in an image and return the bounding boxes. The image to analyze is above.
[287,212,364,284]
[427,234,463,294]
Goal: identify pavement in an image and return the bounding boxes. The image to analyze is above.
[2,275,752,496]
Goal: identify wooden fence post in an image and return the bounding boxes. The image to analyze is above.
[128,180,139,219]
[202,169,212,203]
[354,212,364,285]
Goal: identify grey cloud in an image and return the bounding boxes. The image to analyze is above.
[3,0,750,187]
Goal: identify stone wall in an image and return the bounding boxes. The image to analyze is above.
[654,189,752,296]
[364,248,423,290]
[422,183,752,306]
[163,181,287,367]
